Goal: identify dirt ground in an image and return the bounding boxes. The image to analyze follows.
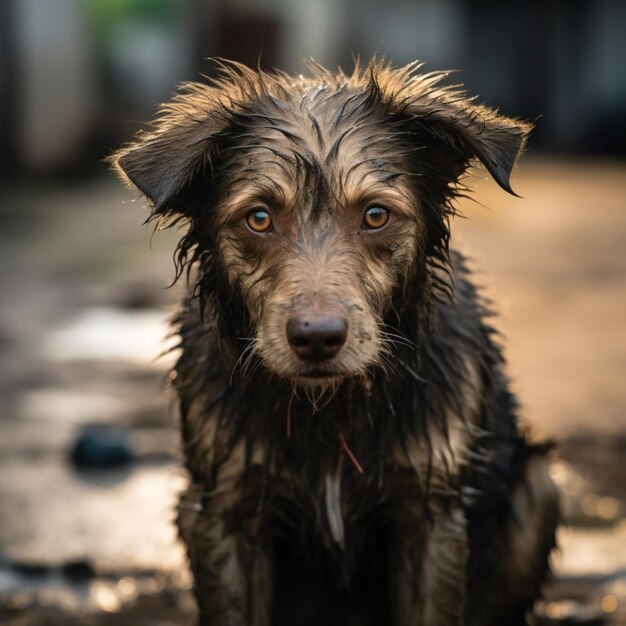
[0,157,624,625]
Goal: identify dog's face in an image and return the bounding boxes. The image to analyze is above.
[112,61,529,389]
[212,94,425,385]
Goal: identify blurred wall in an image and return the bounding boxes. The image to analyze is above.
[0,0,625,180]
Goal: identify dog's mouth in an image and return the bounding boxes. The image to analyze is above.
[287,363,351,386]
[297,368,343,379]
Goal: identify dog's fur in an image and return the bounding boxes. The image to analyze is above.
[112,59,559,626]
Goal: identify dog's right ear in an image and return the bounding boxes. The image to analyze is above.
[110,86,223,216]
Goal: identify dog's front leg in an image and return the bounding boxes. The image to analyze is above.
[178,479,272,626]
[389,501,468,626]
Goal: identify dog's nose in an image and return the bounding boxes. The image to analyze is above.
[286,315,348,361]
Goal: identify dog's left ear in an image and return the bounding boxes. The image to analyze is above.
[376,65,532,194]
[410,100,531,195]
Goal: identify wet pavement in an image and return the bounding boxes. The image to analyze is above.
[0,159,624,625]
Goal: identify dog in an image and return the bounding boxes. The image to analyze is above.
[111,59,559,626]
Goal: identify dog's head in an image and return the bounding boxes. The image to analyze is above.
[112,59,530,389]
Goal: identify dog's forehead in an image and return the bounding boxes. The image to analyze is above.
[221,84,412,207]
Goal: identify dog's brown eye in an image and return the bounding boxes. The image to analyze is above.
[246,209,272,233]
[362,206,390,230]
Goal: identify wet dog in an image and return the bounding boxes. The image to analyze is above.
[112,59,559,626]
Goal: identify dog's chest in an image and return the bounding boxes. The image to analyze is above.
[187,395,477,552]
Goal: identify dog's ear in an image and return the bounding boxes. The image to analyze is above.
[110,85,223,215]
[410,101,531,195]
[373,63,532,194]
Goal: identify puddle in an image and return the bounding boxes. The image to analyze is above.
[41,307,176,366]
[556,525,626,576]
[0,566,195,626]
[0,461,187,573]
[18,389,127,424]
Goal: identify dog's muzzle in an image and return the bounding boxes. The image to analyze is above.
[286,313,348,362]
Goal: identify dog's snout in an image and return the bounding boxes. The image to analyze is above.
[286,315,348,361]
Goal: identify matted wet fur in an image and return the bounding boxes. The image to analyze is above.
[111,59,559,626]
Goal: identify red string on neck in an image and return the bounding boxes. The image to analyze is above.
[339,431,364,475]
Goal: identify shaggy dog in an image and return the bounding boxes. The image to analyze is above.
[112,59,559,626]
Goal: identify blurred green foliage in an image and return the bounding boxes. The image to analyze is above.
[86,0,184,37]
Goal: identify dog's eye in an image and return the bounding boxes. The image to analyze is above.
[246,209,272,233]
[362,206,390,230]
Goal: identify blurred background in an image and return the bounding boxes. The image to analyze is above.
[0,1,624,625]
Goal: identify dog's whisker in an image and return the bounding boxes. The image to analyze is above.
[396,357,427,384]
[240,350,262,380]
[230,341,257,385]
[379,332,415,351]
[379,323,416,347]
[243,353,266,380]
